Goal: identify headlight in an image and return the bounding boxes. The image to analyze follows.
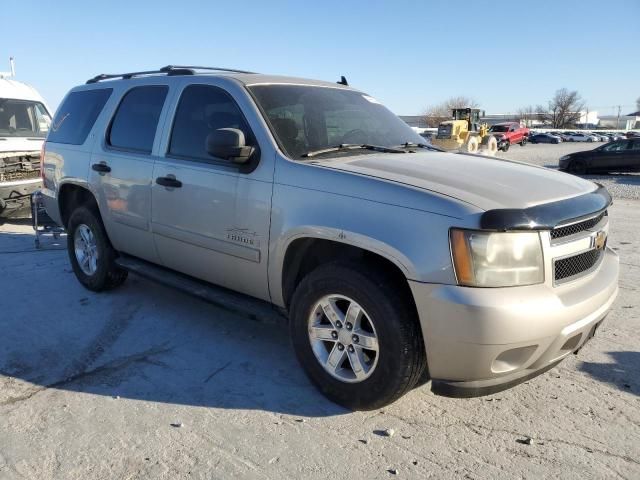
[559,155,570,161]
[450,229,544,287]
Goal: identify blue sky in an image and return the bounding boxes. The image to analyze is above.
[5,0,639,116]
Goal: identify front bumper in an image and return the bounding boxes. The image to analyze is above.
[0,178,42,212]
[409,247,619,397]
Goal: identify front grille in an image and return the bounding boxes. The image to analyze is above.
[0,155,41,183]
[554,249,603,282]
[551,211,606,240]
[0,169,40,182]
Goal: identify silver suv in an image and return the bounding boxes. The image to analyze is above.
[40,66,619,410]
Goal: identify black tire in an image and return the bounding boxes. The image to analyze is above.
[289,262,426,410]
[67,205,127,291]
[520,137,527,146]
[501,141,510,152]
[568,160,588,175]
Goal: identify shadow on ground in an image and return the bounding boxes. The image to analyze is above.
[579,351,639,397]
[0,229,346,417]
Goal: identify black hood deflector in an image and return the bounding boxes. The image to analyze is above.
[480,184,612,231]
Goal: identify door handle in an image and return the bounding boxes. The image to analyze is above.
[91,163,111,173]
[156,176,182,188]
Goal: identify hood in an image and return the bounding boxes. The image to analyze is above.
[566,149,594,158]
[314,151,597,211]
[0,137,43,154]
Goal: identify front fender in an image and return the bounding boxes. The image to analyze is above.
[268,181,479,307]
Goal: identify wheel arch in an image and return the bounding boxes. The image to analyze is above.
[278,232,417,312]
[58,182,99,228]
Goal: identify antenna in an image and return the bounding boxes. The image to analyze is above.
[0,57,15,79]
[337,76,348,86]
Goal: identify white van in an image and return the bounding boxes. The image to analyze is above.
[0,58,52,215]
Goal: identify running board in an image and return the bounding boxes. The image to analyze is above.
[115,254,286,325]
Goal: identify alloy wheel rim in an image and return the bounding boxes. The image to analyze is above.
[308,294,379,383]
[74,224,98,275]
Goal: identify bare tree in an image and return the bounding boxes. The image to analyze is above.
[517,105,546,127]
[423,96,479,127]
[542,88,586,128]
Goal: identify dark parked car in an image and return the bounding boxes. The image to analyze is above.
[558,139,640,174]
[529,133,561,144]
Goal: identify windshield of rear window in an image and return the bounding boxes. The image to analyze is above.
[489,125,509,132]
[0,99,51,137]
[248,85,424,159]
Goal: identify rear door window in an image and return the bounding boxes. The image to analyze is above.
[47,89,112,145]
[108,86,168,153]
[168,85,254,162]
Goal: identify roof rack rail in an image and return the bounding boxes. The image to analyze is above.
[160,65,257,74]
[86,67,194,84]
[86,65,256,84]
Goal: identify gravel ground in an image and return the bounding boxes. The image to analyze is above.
[496,141,640,200]
[1,196,639,478]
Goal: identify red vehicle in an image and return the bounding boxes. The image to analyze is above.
[489,122,530,152]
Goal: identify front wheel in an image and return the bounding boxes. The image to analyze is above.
[479,136,498,156]
[501,141,510,152]
[568,160,588,175]
[289,263,426,410]
[67,206,128,291]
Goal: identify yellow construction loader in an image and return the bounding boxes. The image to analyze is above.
[432,108,498,156]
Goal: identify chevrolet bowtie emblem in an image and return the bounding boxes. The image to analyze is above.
[593,230,607,250]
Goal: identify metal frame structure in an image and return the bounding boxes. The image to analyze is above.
[30,190,65,248]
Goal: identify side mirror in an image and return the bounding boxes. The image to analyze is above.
[206,128,255,164]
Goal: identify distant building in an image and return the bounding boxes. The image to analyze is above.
[598,113,640,130]
[399,115,428,128]
[481,113,527,126]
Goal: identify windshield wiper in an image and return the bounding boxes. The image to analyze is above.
[398,142,443,152]
[301,144,406,158]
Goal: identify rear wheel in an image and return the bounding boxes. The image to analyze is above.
[289,263,426,410]
[67,206,127,291]
[520,136,527,146]
[568,159,588,175]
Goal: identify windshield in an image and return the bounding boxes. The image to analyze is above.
[248,85,424,159]
[489,125,509,132]
[0,99,51,138]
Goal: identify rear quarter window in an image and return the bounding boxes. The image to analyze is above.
[47,89,112,145]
